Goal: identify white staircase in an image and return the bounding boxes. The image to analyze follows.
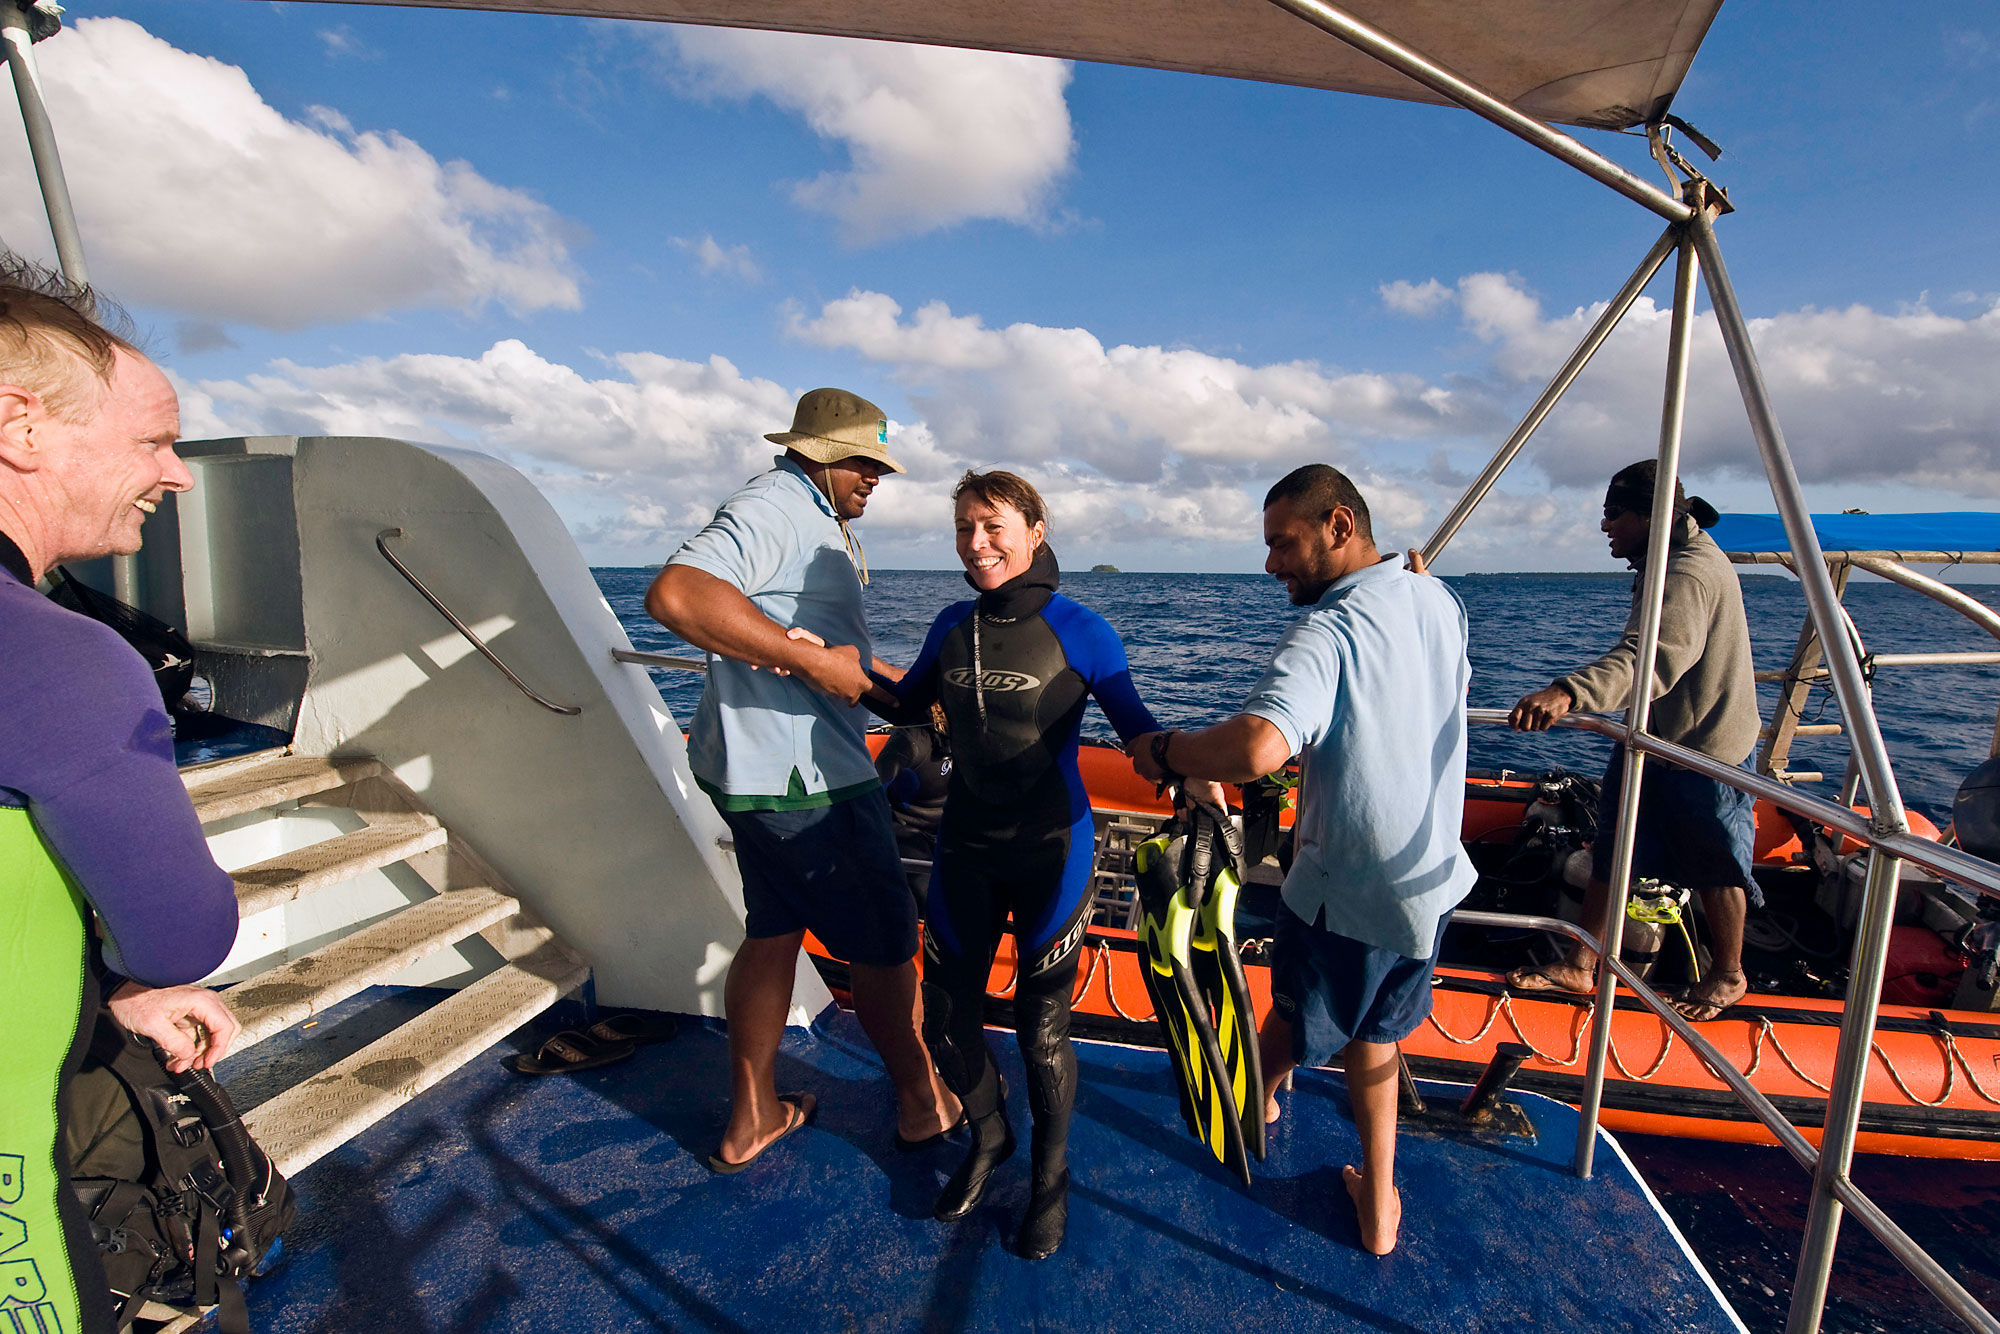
[182,750,590,1178]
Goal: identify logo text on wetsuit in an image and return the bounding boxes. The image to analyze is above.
[944,668,1040,691]
[0,1149,63,1333]
[1027,914,1089,977]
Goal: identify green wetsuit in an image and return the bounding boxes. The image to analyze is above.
[1,807,102,1334]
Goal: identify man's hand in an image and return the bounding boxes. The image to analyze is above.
[756,625,827,676]
[795,641,872,705]
[1127,730,1168,783]
[1405,547,1431,574]
[1510,685,1574,732]
[106,980,239,1073]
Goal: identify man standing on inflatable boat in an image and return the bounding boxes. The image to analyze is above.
[1129,463,1476,1256]
[1506,459,1762,1022]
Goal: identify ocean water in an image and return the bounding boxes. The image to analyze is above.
[599,565,2000,828]
[594,563,2000,1334]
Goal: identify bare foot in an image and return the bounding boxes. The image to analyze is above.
[714,1092,815,1170]
[897,1088,963,1144]
[1506,960,1596,995]
[1669,971,1748,1023]
[1343,1164,1401,1256]
[1265,1089,1282,1125]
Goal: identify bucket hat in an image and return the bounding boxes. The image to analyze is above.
[766,387,906,474]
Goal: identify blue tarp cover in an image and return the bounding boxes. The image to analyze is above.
[1707,513,2000,555]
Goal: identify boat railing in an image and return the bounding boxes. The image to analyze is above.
[1734,550,2000,786]
[374,528,582,715]
[612,647,709,673]
[1465,706,2000,1334]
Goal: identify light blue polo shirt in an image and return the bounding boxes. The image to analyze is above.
[1240,557,1476,959]
[667,456,879,810]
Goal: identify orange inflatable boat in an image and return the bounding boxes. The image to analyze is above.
[808,737,1999,1158]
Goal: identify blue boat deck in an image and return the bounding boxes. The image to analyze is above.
[231,994,1743,1333]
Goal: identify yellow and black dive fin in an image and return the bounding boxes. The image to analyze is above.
[1134,810,1252,1185]
[1182,802,1266,1163]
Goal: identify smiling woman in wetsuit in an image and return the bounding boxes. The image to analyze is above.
[867,470,1205,1260]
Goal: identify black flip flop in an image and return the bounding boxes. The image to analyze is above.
[504,1028,637,1076]
[707,1093,816,1174]
[588,1013,680,1046]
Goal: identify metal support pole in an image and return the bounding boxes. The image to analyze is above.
[1689,215,1909,835]
[1685,213,1924,1334]
[2,1,88,285]
[1571,223,1701,1179]
[1261,0,1692,223]
[1420,228,1678,565]
[1787,847,1904,1334]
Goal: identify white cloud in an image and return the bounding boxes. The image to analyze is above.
[1380,278,1452,317]
[316,26,376,60]
[674,235,761,282]
[0,17,580,328]
[171,276,2000,569]
[789,290,1482,485]
[658,28,1074,244]
[1393,274,2000,498]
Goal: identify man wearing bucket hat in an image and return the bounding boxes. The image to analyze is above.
[647,388,961,1171]
[1505,459,1761,1022]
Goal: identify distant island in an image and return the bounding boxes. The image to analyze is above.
[1090,563,1120,573]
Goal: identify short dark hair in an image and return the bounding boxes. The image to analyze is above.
[0,253,140,422]
[1263,463,1373,544]
[952,469,1047,530]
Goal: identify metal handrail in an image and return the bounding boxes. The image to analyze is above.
[374,528,580,716]
[1451,910,1823,1168]
[1758,653,2000,682]
[1466,712,2000,1334]
[612,647,709,673]
[1467,708,2000,899]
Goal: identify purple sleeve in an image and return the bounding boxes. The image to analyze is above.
[1,596,237,986]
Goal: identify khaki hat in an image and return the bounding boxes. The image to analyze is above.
[766,387,906,474]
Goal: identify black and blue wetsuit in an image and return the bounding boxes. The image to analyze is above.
[1,533,238,1334]
[874,545,1159,1215]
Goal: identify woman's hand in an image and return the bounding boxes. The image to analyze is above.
[1184,779,1232,816]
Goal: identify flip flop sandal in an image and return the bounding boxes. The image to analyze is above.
[895,1073,1003,1151]
[504,1029,638,1076]
[895,1111,967,1153]
[708,1093,816,1174]
[588,1013,680,1046]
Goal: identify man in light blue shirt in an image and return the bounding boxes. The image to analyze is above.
[648,388,960,1171]
[1130,463,1474,1256]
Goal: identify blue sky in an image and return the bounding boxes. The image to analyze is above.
[3,1,1995,572]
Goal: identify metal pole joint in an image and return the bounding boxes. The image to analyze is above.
[1,2,62,44]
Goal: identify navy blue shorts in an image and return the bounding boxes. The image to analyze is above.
[1271,905,1450,1066]
[716,789,919,967]
[1590,750,1763,905]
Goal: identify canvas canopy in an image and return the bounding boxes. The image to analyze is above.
[1707,513,2000,556]
[306,0,1725,130]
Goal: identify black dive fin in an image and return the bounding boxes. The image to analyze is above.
[1184,805,1267,1163]
[1136,824,1251,1184]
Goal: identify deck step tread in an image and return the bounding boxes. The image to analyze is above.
[240,938,588,1178]
[232,814,446,918]
[224,887,522,1051]
[186,753,382,825]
